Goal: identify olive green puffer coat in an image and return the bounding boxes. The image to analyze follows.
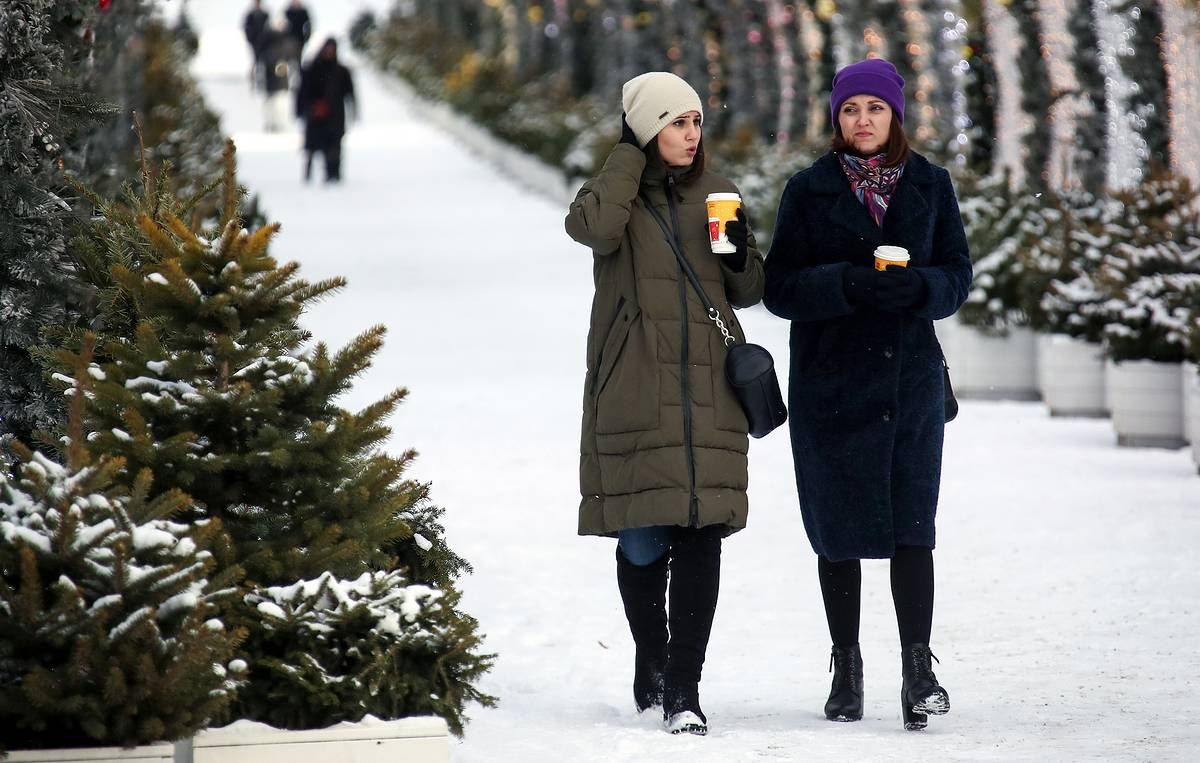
[565,144,765,536]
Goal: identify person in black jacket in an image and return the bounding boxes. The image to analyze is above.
[296,38,356,183]
[762,58,971,731]
[284,1,312,76]
[242,0,269,90]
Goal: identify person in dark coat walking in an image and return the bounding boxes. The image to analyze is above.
[565,72,765,736]
[763,58,971,731]
[284,0,312,75]
[257,17,297,131]
[296,38,356,183]
[242,0,269,90]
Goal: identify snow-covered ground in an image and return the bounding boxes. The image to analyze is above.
[186,3,1200,760]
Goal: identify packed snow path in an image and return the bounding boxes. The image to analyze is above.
[190,3,1200,760]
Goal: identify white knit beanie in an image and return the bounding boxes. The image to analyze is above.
[621,72,704,149]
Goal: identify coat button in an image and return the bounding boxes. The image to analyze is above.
[883,409,892,422]
[884,346,894,359]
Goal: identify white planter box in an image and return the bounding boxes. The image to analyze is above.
[3,744,174,762]
[1036,334,1107,417]
[186,716,449,763]
[936,318,1039,400]
[1185,363,1200,471]
[1106,359,1186,449]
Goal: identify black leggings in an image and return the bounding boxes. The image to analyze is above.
[818,545,934,647]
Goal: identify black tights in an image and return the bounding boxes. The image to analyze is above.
[818,545,934,647]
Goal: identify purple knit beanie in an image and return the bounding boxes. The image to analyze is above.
[830,58,906,125]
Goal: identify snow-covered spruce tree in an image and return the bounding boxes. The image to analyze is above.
[72,2,224,205]
[1089,173,1200,362]
[0,368,243,751]
[53,141,493,730]
[239,569,491,734]
[956,170,1042,333]
[1039,197,1113,342]
[0,0,107,446]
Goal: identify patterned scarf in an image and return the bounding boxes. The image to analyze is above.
[837,152,905,228]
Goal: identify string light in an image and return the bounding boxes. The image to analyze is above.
[1161,0,1200,187]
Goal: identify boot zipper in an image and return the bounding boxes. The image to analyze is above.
[666,175,699,528]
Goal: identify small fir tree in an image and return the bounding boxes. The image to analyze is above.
[1040,197,1113,342]
[238,570,493,735]
[0,361,244,751]
[0,0,107,446]
[52,141,493,731]
[1047,173,1200,359]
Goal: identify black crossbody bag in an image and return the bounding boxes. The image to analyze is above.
[639,193,787,438]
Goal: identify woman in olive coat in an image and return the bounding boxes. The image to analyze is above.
[763,58,971,731]
[564,72,765,736]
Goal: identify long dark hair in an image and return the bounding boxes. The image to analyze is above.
[830,112,910,167]
[648,136,706,185]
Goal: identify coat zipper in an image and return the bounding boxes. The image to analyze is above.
[666,175,699,527]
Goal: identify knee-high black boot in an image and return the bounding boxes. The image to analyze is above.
[663,525,722,735]
[615,547,668,712]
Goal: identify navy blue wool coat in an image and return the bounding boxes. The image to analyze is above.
[763,152,971,561]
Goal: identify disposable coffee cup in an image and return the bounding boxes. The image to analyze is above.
[874,245,910,271]
[705,192,742,254]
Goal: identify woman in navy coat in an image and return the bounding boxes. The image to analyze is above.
[763,58,971,731]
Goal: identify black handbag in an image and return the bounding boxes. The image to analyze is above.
[639,193,787,438]
[942,357,958,422]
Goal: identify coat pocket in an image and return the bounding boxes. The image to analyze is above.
[595,303,660,434]
[710,330,749,433]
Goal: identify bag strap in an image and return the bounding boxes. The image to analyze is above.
[638,191,738,347]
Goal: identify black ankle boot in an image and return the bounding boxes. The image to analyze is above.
[662,526,722,735]
[824,644,864,721]
[900,643,949,730]
[615,548,668,712]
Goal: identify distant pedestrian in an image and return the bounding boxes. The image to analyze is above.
[763,58,972,731]
[296,38,356,183]
[242,0,269,90]
[564,72,765,736]
[284,0,312,73]
[258,17,297,132]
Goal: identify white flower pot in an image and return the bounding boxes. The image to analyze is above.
[1105,359,1186,448]
[187,716,449,763]
[1185,363,1200,471]
[3,744,174,762]
[936,318,1039,400]
[1036,334,1107,417]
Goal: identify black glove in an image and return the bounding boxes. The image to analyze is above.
[842,265,881,307]
[875,267,927,312]
[619,113,639,147]
[721,207,750,272]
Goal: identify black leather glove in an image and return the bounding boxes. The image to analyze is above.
[875,267,927,312]
[842,265,880,307]
[721,207,750,272]
[619,113,639,147]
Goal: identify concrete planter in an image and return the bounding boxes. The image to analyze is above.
[184,717,449,763]
[1185,363,1200,472]
[1105,359,1186,448]
[4,744,174,762]
[1036,334,1107,417]
[936,318,1039,400]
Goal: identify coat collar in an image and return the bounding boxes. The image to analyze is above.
[811,151,935,244]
